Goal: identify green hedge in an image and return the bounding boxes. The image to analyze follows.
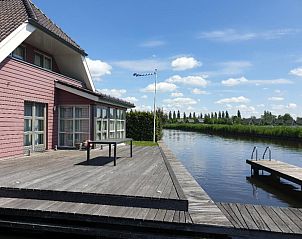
[164,123,302,140]
[126,111,163,141]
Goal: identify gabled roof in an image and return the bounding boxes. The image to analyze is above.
[0,0,86,55]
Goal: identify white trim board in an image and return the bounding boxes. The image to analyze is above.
[82,56,96,92]
[0,22,36,64]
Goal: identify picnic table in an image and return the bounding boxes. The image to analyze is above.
[86,138,133,166]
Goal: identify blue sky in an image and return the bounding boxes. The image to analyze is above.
[33,0,302,118]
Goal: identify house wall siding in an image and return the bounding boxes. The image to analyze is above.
[0,57,85,159]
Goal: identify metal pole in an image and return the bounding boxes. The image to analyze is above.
[153,69,157,143]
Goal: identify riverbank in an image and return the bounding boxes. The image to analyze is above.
[164,123,302,141]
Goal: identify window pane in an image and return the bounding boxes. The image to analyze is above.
[75,106,89,118]
[74,133,89,144]
[96,133,102,140]
[102,108,108,119]
[109,120,115,131]
[59,133,73,147]
[102,132,107,139]
[109,108,116,119]
[35,134,44,145]
[44,57,52,70]
[102,120,107,131]
[60,120,73,132]
[60,107,73,119]
[35,120,44,131]
[109,132,115,139]
[96,121,102,131]
[24,119,32,131]
[12,46,25,60]
[24,134,32,146]
[75,119,89,132]
[34,53,43,67]
[24,103,32,116]
[122,110,126,120]
[35,104,45,117]
[96,108,102,118]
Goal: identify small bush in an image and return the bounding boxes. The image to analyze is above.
[126,111,163,141]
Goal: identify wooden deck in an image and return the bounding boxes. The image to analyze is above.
[0,144,301,238]
[0,144,233,238]
[0,145,187,211]
[217,202,302,237]
[246,159,302,190]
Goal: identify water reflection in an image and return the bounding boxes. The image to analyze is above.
[163,129,302,207]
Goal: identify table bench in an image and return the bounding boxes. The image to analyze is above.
[86,138,133,166]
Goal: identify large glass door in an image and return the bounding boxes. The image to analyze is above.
[24,102,46,152]
[59,105,90,147]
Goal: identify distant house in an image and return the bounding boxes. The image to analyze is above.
[176,119,184,123]
[197,118,204,123]
[296,118,302,126]
[187,119,195,123]
[0,0,135,158]
[241,118,253,125]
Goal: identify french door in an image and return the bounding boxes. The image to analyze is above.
[24,102,46,152]
[59,105,90,147]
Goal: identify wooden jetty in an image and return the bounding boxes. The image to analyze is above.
[246,159,302,190]
[0,144,300,238]
[217,202,302,236]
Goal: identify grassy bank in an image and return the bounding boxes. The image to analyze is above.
[127,141,158,146]
[164,123,302,140]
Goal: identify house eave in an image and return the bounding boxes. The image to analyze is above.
[28,19,87,57]
[55,81,135,109]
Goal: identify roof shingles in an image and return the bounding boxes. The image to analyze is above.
[0,0,84,54]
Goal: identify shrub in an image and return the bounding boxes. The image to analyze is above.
[126,110,163,141]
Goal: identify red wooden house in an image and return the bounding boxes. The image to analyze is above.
[0,0,135,159]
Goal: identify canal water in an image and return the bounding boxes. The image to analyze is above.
[163,129,302,208]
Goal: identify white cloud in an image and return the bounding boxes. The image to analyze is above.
[222,76,293,87]
[221,77,248,86]
[122,96,138,103]
[171,92,184,97]
[113,59,169,71]
[268,97,284,101]
[166,75,208,87]
[135,105,152,111]
[216,96,250,104]
[140,40,166,47]
[257,104,265,107]
[141,82,177,93]
[274,89,281,94]
[192,88,208,95]
[141,95,148,99]
[86,58,112,81]
[163,97,197,107]
[199,28,301,42]
[289,67,302,77]
[171,57,201,71]
[204,61,252,77]
[97,88,126,98]
[271,103,297,110]
[288,103,297,109]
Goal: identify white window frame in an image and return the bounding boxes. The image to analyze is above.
[34,50,52,70]
[58,105,90,147]
[24,102,46,152]
[12,45,26,61]
[95,107,109,140]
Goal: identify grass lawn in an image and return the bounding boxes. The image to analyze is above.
[129,141,158,146]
